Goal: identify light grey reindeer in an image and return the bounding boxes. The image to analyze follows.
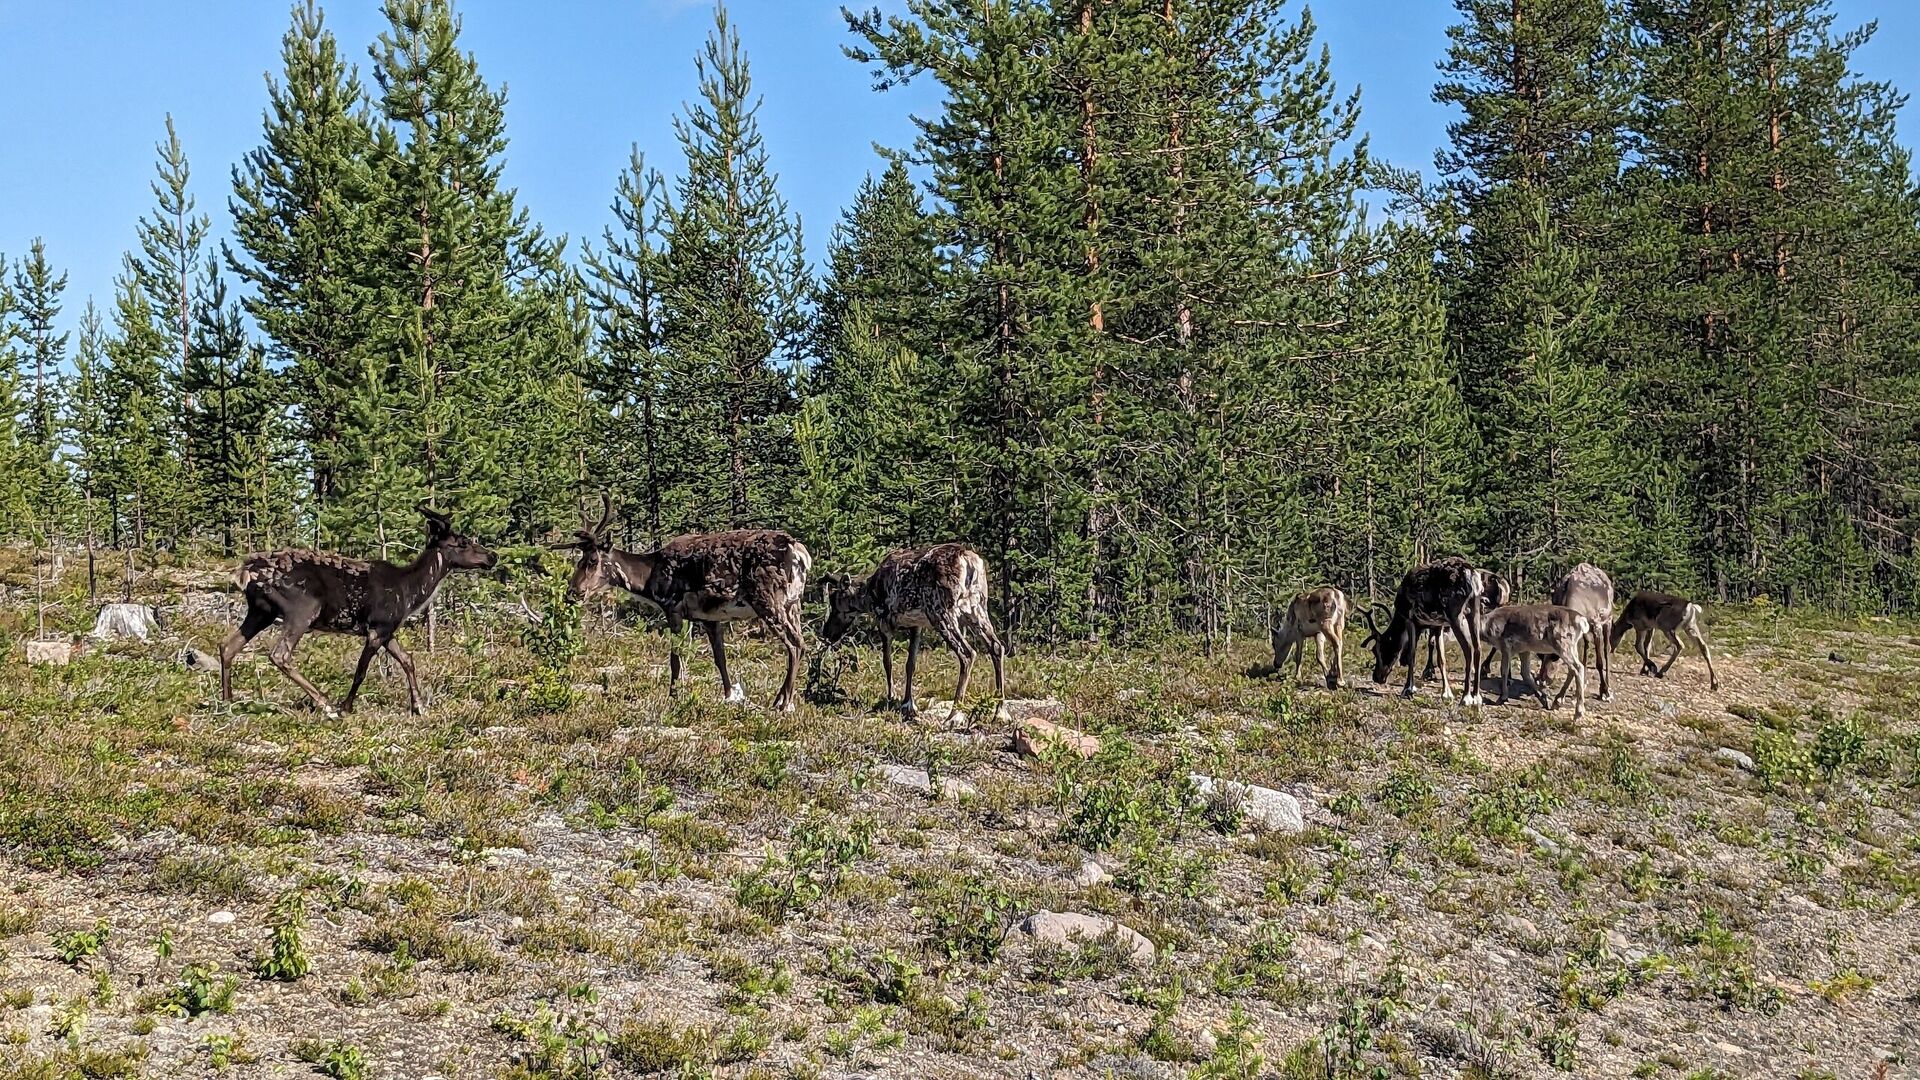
[1482,603,1592,720]
[1270,586,1349,690]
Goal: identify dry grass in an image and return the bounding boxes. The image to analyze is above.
[1,553,1916,1078]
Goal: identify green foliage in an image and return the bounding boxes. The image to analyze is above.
[257,889,310,981]
[920,873,1014,964]
[51,921,109,966]
[153,964,238,1018]
[1054,738,1197,852]
[295,1039,369,1080]
[733,815,874,923]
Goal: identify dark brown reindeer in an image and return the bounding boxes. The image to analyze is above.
[560,497,811,712]
[1270,586,1349,690]
[819,543,1007,716]
[1361,557,1486,705]
[219,503,497,715]
[1419,569,1509,681]
[1609,590,1719,691]
[1539,562,1614,700]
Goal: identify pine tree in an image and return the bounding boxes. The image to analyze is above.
[184,258,287,552]
[128,115,212,543]
[99,270,179,550]
[7,239,71,532]
[653,3,809,531]
[66,304,113,557]
[584,149,670,543]
[228,0,379,534]
[1623,0,1918,607]
[360,0,578,547]
[0,260,30,533]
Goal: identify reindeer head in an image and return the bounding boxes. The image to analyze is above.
[818,572,872,646]
[419,503,497,570]
[1360,603,1405,685]
[556,493,621,601]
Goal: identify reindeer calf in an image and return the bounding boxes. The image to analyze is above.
[1271,586,1349,690]
[1609,590,1719,691]
[1483,603,1592,720]
[821,544,1006,716]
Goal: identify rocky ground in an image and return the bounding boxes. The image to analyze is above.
[1,551,1916,1079]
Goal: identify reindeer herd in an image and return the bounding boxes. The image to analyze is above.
[218,503,1718,720]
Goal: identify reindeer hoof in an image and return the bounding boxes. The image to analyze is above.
[1463,692,1481,707]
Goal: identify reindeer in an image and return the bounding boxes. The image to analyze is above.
[1361,557,1486,705]
[1419,569,1509,681]
[1538,562,1614,701]
[819,543,1006,716]
[559,497,810,712]
[1609,590,1719,691]
[219,504,497,715]
[1481,603,1592,719]
[1270,586,1349,690]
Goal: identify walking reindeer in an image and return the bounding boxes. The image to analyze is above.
[558,497,812,712]
[820,543,1007,716]
[220,503,497,715]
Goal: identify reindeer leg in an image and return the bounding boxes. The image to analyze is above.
[879,633,897,706]
[1420,631,1439,681]
[901,629,921,718]
[1635,627,1656,676]
[1657,629,1683,679]
[265,608,332,715]
[1595,622,1613,701]
[339,633,385,714]
[219,604,275,703]
[703,621,738,702]
[936,610,975,705]
[770,607,803,713]
[384,637,424,714]
[666,615,686,696]
[1683,611,1719,690]
[1434,627,1454,701]
[1326,626,1345,691]
[968,611,1006,697]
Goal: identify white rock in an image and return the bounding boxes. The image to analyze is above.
[1188,773,1305,834]
[207,911,235,925]
[91,603,160,641]
[1017,911,1154,964]
[875,763,977,801]
[1712,747,1756,772]
[1521,825,1562,856]
[1070,860,1109,888]
[179,647,219,672]
[25,640,73,666]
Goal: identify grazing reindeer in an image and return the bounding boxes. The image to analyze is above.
[1482,603,1592,720]
[1270,586,1349,689]
[1361,557,1486,705]
[220,504,497,715]
[1540,562,1614,701]
[1420,569,1509,680]
[1609,590,1719,691]
[820,544,1006,716]
[560,497,810,712]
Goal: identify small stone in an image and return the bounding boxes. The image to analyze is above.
[1017,911,1154,965]
[25,640,73,666]
[1521,825,1562,856]
[1713,1041,1745,1056]
[1012,716,1101,759]
[207,911,235,925]
[1712,747,1756,772]
[1188,774,1305,834]
[179,647,220,672]
[725,682,748,705]
[875,763,977,801]
[1827,651,1847,664]
[1070,860,1109,888]
[1655,700,1679,719]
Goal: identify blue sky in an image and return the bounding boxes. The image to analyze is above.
[1,0,1914,340]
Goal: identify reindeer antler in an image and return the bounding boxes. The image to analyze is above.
[416,501,453,529]
[580,491,615,539]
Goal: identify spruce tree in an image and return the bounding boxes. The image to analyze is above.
[100,270,179,550]
[7,239,71,532]
[228,0,379,533]
[653,3,809,531]
[128,115,211,542]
